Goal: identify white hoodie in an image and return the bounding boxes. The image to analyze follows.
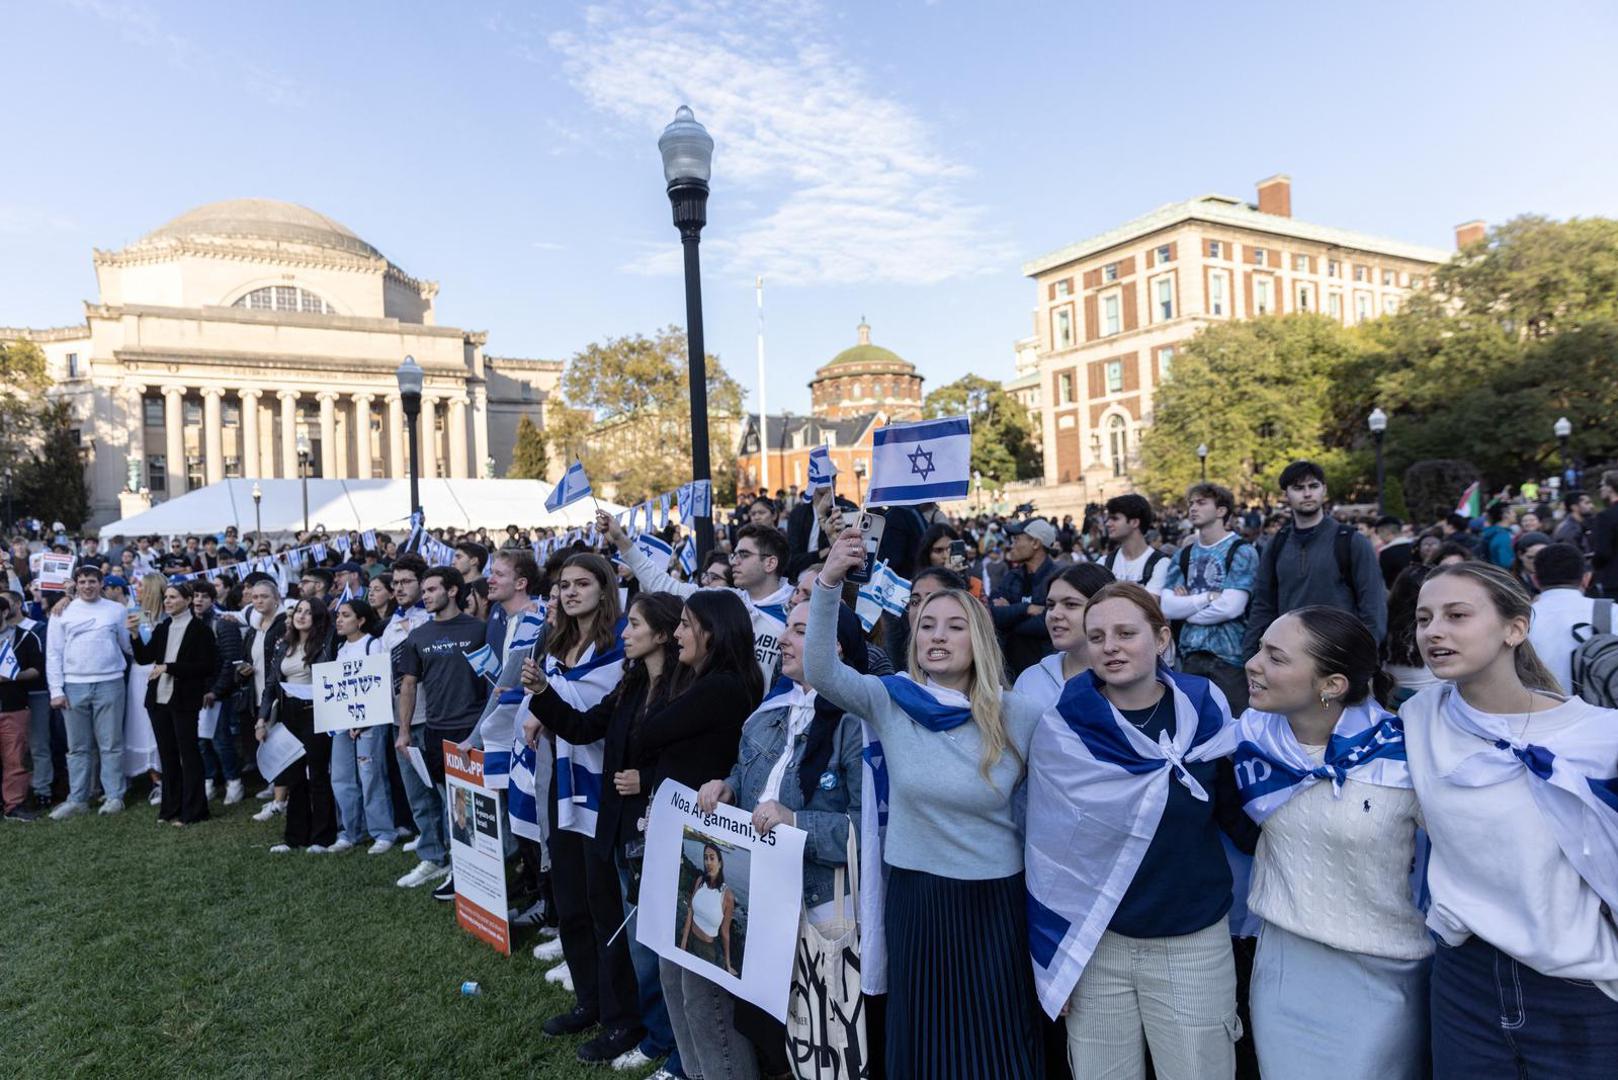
[46,596,133,698]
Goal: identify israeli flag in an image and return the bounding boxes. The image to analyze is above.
[333,534,351,555]
[464,643,502,682]
[658,493,672,529]
[633,532,674,567]
[361,529,378,551]
[854,561,910,631]
[807,444,838,490]
[0,639,19,681]
[335,582,356,605]
[545,460,593,512]
[678,538,697,576]
[866,415,971,506]
[510,611,545,652]
[625,504,639,535]
[310,542,327,563]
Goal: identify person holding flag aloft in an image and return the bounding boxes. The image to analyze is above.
[600,508,794,685]
[807,524,1046,1079]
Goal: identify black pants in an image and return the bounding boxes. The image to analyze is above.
[150,699,209,824]
[277,698,337,848]
[548,793,640,1030]
[1181,651,1250,716]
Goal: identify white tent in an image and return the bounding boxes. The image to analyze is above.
[98,479,621,538]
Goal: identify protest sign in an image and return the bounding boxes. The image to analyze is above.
[637,780,806,1021]
[39,553,76,591]
[255,723,306,782]
[312,652,392,733]
[444,742,511,955]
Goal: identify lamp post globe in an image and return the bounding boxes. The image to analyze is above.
[1368,407,1388,514]
[1554,415,1573,480]
[251,480,263,546]
[1196,443,1209,482]
[660,105,716,563]
[295,430,312,534]
[396,356,425,520]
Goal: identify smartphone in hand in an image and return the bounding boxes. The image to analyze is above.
[848,512,887,584]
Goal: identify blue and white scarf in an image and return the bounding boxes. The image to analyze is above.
[1203,701,1410,824]
[546,622,627,838]
[857,675,975,995]
[472,605,545,786]
[1439,686,1618,912]
[1024,668,1233,1018]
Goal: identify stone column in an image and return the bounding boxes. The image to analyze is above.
[278,391,300,479]
[318,392,338,478]
[448,396,469,478]
[420,395,440,480]
[386,394,405,479]
[201,387,226,484]
[470,385,490,478]
[161,385,186,496]
[353,393,374,480]
[241,389,261,477]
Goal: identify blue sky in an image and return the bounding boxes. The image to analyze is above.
[5,0,1617,414]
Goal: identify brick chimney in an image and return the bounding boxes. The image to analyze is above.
[1256,174,1292,218]
[1454,220,1487,250]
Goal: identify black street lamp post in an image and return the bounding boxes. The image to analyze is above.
[3,465,12,534]
[1554,416,1572,483]
[296,430,312,535]
[1368,408,1388,515]
[397,356,424,520]
[1196,443,1208,483]
[660,105,716,564]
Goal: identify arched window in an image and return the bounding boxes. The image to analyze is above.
[231,286,333,314]
[1108,414,1129,477]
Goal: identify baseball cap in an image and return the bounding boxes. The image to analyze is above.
[1514,530,1551,554]
[1005,517,1058,549]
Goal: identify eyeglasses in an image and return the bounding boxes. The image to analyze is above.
[729,548,759,563]
[700,571,728,586]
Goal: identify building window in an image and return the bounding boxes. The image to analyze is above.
[1251,246,1266,266]
[1108,414,1128,477]
[184,400,202,426]
[248,289,273,310]
[143,397,164,428]
[1102,262,1119,283]
[1328,292,1343,319]
[224,456,242,478]
[1158,346,1174,379]
[147,455,166,493]
[1255,276,1273,315]
[1292,254,1309,273]
[1353,265,1368,283]
[1208,270,1227,316]
[66,352,80,378]
[1105,360,1124,393]
[1382,269,1396,286]
[234,286,332,314]
[1356,293,1372,322]
[1410,274,1425,288]
[1103,294,1121,336]
[223,402,240,427]
[1327,259,1341,278]
[1156,244,1173,264]
[186,455,204,491]
[1296,283,1313,311]
[1054,278,1073,297]
[1054,308,1073,349]
[851,381,864,400]
[275,286,298,311]
[1207,240,1223,258]
[1057,371,1075,405]
[1383,295,1400,315]
[1155,277,1174,321]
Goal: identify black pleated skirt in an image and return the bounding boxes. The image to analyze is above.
[885,866,1044,1080]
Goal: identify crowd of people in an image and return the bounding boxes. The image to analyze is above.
[3,460,1617,1079]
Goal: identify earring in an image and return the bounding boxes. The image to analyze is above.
[1320,691,1332,707]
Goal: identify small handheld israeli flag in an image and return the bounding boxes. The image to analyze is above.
[0,639,19,681]
[854,561,911,631]
[333,534,351,555]
[807,444,838,490]
[633,532,674,566]
[511,611,546,652]
[866,415,971,506]
[625,504,639,535]
[335,581,356,605]
[545,460,593,513]
[658,493,672,530]
[690,479,712,519]
[464,643,502,683]
[361,529,378,551]
[678,538,697,576]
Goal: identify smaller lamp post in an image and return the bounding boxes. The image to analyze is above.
[296,430,311,534]
[1368,407,1388,514]
[1196,443,1209,482]
[397,356,424,519]
[251,481,263,546]
[1554,416,1573,479]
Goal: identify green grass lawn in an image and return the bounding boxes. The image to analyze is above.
[2,788,650,1079]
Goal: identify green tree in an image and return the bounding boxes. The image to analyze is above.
[15,401,89,530]
[922,374,1041,485]
[507,413,549,480]
[0,338,50,468]
[1139,314,1360,503]
[549,327,744,504]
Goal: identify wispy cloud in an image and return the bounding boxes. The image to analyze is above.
[542,0,1009,286]
[0,204,83,235]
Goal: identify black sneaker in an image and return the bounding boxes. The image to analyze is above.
[31,791,54,811]
[5,805,38,822]
[432,875,456,902]
[576,1025,645,1065]
[542,1005,598,1038]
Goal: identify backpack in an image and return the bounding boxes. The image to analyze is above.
[1104,546,1168,588]
[1168,538,1250,647]
[1570,599,1618,707]
[1262,522,1356,607]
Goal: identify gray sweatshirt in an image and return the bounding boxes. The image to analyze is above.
[1241,520,1388,657]
[804,581,1042,880]
[46,596,133,698]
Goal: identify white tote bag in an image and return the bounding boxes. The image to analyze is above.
[786,824,870,1080]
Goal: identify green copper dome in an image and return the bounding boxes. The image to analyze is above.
[824,319,910,369]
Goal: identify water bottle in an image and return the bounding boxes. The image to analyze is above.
[460,981,481,997]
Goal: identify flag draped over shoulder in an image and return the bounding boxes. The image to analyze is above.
[545,620,628,838]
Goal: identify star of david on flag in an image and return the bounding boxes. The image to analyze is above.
[866,415,971,506]
[0,639,19,681]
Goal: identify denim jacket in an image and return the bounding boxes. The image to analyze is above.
[725,696,863,911]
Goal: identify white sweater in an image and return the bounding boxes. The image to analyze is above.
[45,597,133,697]
[1404,688,1618,997]
[1247,743,1431,960]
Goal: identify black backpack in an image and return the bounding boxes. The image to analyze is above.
[1262,522,1356,606]
[1104,546,1168,587]
[1571,599,1618,707]
[1168,539,1250,646]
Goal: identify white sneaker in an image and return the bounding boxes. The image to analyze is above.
[509,897,551,928]
[544,961,571,985]
[49,800,90,821]
[367,839,395,856]
[645,1068,679,1080]
[148,784,162,806]
[204,780,216,801]
[224,780,245,805]
[251,800,286,822]
[306,844,329,854]
[269,844,292,854]
[396,860,449,888]
[560,968,574,992]
[98,798,124,815]
[327,838,356,853]
[611,1048,655,1072]
[402,837,420,853]
[255,785,274,801]
[531,936,566,962]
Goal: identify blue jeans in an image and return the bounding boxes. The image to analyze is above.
[618,852,680,1070]
[395,726,449,865]
[199,698,240,782]
[63,679,126,805]
[27,690,53,796]
[1431,935,1618,1078]
[332,725,397,845]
